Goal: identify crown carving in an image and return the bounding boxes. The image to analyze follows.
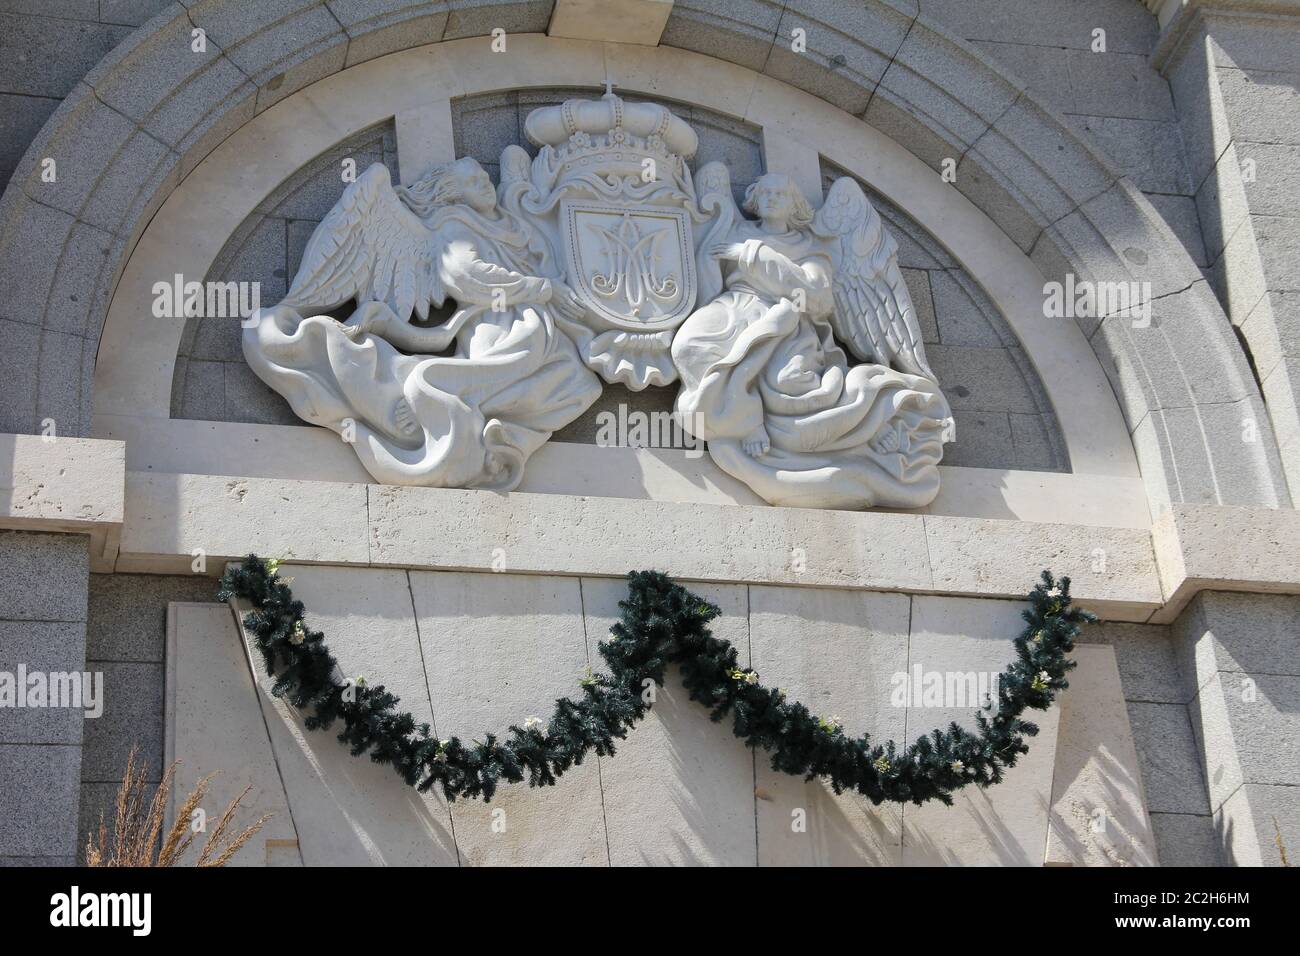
[524,92,698,180]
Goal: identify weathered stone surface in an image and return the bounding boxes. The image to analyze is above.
[750,585,908,866]
[167,602,301,865]
[1145,192,1207,267]
[0,320,40,434]
[0,194,77,335]
[0,531,89,623]
[81,661,164,783]
[928,269,1014,348]
[922,0,1157,55]
[1126,700,1211,815]
[87,573,218,663]
[942,410,1014,470]
[1066,50,1176,123]
[764,2,906,116]
[0,93,58,185]
[1153,505,1300,611]
[186,0,349,113]
[329,0,449,66]
[1177,591,1300,698]
[1085,622,1184,705]
[1045,645,1158,866]
[0,12,129,99]
[583,577,755,865]
[0,743,81,857]
[1148,811,1223,866]
[1010,412,1067,472]
[660,0,782,71]
[1217,781,1300,867]
[903,595,1062,865]
[442,0,555,41]
[0,621,88,745]
[409,570,608,865]
[119,473,370,572]
[926,345,1040,414]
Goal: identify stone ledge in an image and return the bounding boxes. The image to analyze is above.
[1150,504,1300,621]
[93,414,1153,528]
[0,433,125,571]
[117,470,1163,620]
[1151,0,1300,70]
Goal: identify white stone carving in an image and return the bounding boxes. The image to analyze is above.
[672,167,953,509]
[242,91,953,507]
[242,157,602,491]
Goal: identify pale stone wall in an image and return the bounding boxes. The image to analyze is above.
[159,563,1157,866]
[1081,621,1222,865]
[1,0,1298,868]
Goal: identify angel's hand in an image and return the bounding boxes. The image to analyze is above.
[548,281,586,323]
[742,426,770,458]
[872,426,901,455]
[710,239,745,261]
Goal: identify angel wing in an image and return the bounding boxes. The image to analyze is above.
[694,161,742,305]
[812,176,932,379]
[282,163,443,322]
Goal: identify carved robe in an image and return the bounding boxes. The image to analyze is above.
[671,227,949,509]
[243,206,601,491]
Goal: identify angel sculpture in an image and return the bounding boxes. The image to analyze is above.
[671,167,953,509]
[242,155,601,490]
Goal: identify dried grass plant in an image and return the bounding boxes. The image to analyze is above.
[85,745,272,867]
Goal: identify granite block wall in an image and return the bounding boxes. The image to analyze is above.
[0,530,90,866]
[75,570,221,861]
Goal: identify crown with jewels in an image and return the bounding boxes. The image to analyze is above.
[523,91,699,182]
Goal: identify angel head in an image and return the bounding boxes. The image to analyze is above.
[399,157,498,217]
[743,173,815,233]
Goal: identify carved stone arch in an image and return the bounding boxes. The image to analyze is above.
[0,0,1286,515]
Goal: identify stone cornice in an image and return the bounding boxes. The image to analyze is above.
[1150,0,1300,70]
[0,433,124,571]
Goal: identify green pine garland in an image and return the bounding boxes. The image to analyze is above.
[218,556,1094,805]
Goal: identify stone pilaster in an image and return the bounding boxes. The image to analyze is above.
[1174,591,1300,865]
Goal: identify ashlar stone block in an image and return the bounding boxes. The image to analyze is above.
[582,576,756,865]
[902,595,1062,865]
[409,570,609,865]
[749,585,909,866]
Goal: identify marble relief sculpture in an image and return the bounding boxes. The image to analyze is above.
[243,91,953,508]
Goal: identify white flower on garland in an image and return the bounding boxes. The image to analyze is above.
[523,715,545,733]
[1031,670,1050,691]
[950,760,965,773]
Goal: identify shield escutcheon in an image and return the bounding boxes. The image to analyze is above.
[561,200,697,332]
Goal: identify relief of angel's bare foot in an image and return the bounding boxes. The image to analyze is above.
[743,426,771,458]
[393,398,419,437]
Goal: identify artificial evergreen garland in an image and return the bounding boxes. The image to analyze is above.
[219,556,1094,805]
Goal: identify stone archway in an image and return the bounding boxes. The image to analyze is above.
[0,0,1287,515]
